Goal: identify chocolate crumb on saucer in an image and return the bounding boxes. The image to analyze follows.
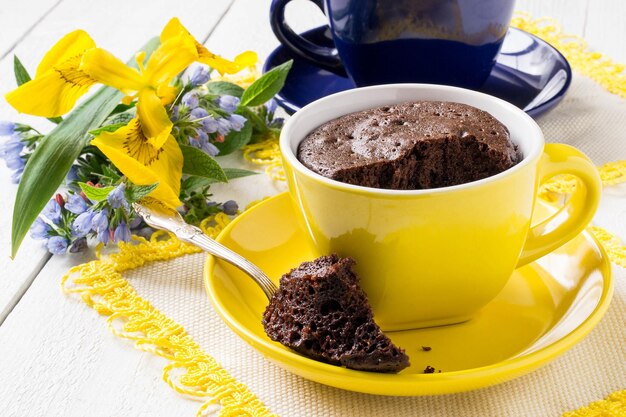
[298,101,521,189]
[262,254,410,373]
[421,346,432,352]
[424,365,436,374]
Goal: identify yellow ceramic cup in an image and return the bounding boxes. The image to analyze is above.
[280,84,601,331]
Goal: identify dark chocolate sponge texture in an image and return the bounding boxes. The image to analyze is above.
[262,254,410,373]
[298,101,520,189]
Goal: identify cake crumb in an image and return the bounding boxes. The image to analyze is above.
[421,346,432,352]
[424,365,435,374]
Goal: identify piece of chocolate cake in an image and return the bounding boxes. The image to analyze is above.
[262,254,410,373]
[297,101,520,189]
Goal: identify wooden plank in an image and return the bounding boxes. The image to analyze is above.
[518,0,626,62]
[0,0,63,58]
[205,0,325,61]
[584,0,626,62]
[0,253,200,417]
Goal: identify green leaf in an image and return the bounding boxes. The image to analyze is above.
[13,55,31,86]
[239,106,267,133]
[126,183,159,202]
[214,119,253,155]
[182,168,257,193]
[240,60,292,107]
[88,123,127,136]
[79,183,116,202]
[205,81,245,98]
[223,167,258,180]
[14,55,62,124]
[180,145,228,182]
[47,116,63,124]
[11,37,160,258]
[182,175,213,193]
[110,102,136,114]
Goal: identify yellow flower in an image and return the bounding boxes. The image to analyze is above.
[80,32,198,149]
[91,118,183,209]
[5,30,97,117]
[160,18,258,75]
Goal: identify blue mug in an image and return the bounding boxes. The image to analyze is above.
[270,0,516,88]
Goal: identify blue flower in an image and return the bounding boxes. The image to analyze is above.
[269,117,285,128]
[218,95,240,113]
[30,217,51,240]
[69,237,87,253]
[182,92,199,109]
[0,121,15,136]
[47,236,68,255]
[129,216,142,229]
[72,210,94,237]
[228,114,246,132]
[170,105,180,122]
[1,136,25,174]
[65,165,79,187]
[202,142,220,157]
[197,129,209,142]
[91,209,109,231]
[107,183,129,211]
[265,98,277,114]
[65,194,87,214]
[113,222,131,243]
[97,228,110,245]
[189,65,210,86]
[222,200,238,215]
[190,129,209,148]
[190,107,208,120]
[0,135,25,156]
[201,116,218,133]
[11,167,23,184]
[216,118,231,136]
[3,153,24,171]
[42,199,62,223]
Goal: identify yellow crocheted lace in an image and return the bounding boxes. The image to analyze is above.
[511,13,626,98]
[563,390,626,416]
[62,12,626,417]
[242,137,285,181]
[62,214,276,417]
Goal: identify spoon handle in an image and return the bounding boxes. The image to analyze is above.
[133,203,277,300]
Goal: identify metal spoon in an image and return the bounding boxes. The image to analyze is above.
[133,202,277,300]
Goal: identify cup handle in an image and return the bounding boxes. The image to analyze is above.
[269,0,346,75]
[517,143,602,267]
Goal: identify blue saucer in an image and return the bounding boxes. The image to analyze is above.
[263,27,571,118]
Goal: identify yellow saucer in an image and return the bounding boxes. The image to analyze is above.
[204,193,613,396]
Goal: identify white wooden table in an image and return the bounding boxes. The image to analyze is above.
[0,1,624,415]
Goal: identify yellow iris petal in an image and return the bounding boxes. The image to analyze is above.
[80,48,144,94]
[137,89,172,149]
[233,50,258,67]
[156,85,178,105]
[144,34,197,87]
[198,48,258,75]
[159,17,185,42]
[91,119,182,209]
[160,17,255,75]
[5,56,96,117]
[36,30,95,76]
[5,29,98,117]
